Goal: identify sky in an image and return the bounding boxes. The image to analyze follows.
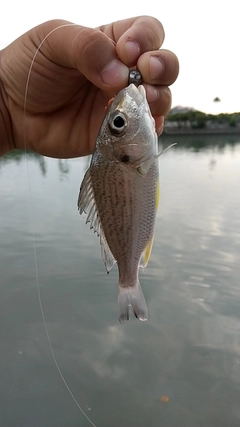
[1,0,239,114]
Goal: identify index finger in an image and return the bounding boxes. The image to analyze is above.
[99,16,165,67]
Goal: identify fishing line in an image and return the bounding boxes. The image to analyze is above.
[23,23,97,427]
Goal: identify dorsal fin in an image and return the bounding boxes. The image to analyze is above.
[78,169,116,273]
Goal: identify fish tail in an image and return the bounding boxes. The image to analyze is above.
[118,281,148,323]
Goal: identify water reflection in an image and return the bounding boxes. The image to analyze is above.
[1,134,239,176]
[161,133,240,151]
[0,136,240,427]
[58,159,70,178]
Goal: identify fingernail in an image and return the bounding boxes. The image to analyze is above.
[100,59,129,86]
[156,116,165,136]
[125,41,141,63]
[149,56,165,81]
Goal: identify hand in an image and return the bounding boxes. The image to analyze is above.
[0,17,179,158]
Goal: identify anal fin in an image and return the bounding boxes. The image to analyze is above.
[141,179,160,268]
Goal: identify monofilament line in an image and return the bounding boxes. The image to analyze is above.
[23,23,97,427]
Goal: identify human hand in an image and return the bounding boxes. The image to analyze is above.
[0,17,179,158]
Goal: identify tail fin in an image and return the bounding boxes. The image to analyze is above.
[118,282,148,323]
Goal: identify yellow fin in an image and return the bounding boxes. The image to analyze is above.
[142,236,154,268]
[141,179,160,268]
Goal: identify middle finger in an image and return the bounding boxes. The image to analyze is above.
[137,49,179,87]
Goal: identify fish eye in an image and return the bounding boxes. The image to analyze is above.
[109,112,127,136]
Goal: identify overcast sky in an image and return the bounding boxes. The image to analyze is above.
[1,0,239,114]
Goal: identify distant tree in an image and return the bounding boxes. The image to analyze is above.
[213,97,221,102]
[229,115,236,127]
[191,111,206,129]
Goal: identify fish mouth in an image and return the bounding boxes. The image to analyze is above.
[126,84,155,135]
[112,83,147,112]
[126,83,147,106]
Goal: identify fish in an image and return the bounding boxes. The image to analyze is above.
[78,83,161,322]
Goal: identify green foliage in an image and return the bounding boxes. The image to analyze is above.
[229,116,236,127]
[166,110,240,129]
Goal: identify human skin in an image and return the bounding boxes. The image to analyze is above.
[0,16,179,158]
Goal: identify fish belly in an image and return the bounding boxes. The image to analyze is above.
[90,158,158,321]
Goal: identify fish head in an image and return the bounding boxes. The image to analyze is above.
[96,84,158,173]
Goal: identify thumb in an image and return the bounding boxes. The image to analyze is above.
[32,20,129,91]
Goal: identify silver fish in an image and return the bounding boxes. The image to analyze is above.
[78,83,161,322]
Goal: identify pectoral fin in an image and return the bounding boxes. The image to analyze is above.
[137,144,177,176]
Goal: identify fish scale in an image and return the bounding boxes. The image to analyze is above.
[78,83,160,322]
[91,160,157,269]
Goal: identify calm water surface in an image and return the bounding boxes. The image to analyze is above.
[0,135,240,427]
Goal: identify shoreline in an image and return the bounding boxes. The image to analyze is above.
[163,127,240,135]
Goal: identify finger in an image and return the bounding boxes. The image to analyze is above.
[145,85,172,117]
[137,49,179,86]
[32,20,129,92]
[113,16,165,67]
[155,116,165,137]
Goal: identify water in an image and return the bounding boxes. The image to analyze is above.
[0,136,240,427]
